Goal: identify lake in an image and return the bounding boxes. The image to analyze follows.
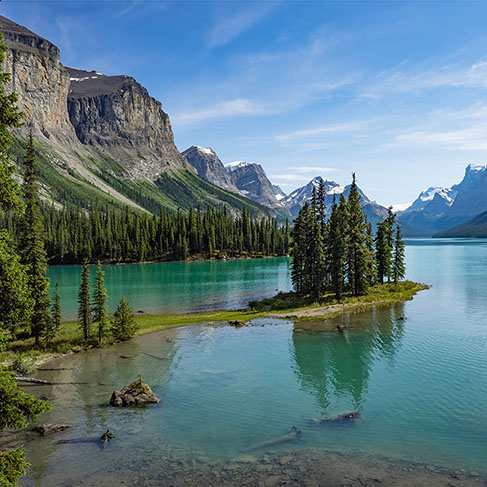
[18,239,487,485]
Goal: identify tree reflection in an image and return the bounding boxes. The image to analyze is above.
[291,303,405,412]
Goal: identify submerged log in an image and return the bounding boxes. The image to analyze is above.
[241,426,301,453]
[312,411,362,424]
[141,352,167,361]
[37,367,75,371]
[31,423,70,436]
[15,377,51,384]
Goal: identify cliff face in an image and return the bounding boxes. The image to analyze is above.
[0,16,76,141]
[182,145,240,193]
[67,67,193,179]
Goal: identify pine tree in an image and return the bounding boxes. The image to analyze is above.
[0,33,50,487]
[326,198,347,299]
[78,261,91,340]
[0,230,33,339]
[346,173,369,296]
[93,261,108,344]
[364,222,376,286]
[392,226,406,284]
[21,133,52,346]
[52,282,61,333]
[375,222,391,284]
[111,296,138,341]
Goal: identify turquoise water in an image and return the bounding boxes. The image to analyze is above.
[47,257,292,319]
[20,239,487,485]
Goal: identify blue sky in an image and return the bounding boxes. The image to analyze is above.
[2,1,487,206]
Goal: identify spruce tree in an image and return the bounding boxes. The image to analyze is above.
[0,33,50,486]
[365,222,376,286]
[345,173,369,296]
[392,226,406,284]
[21,133,52,346]
[111,296,138,341]
[375,222,391,284]
[326,198,347,299]
[52,282,61,333]
[93,261,108,344]
[78,261,91,340]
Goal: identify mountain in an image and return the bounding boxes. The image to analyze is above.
[225,161,291,220]
[433,211,487,238]
[273,185,286,201]
[281,177,343,217]
[0,15,271,218]
[280,176,389,227]
[398,164,487,236]
[181,146,240,193]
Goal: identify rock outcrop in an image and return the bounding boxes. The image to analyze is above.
[226,161,284,210]
[110,378,160,406]
[67,67,194,179]
[182,145,240,193]
[32,423,70,436]
[0,15,76,142]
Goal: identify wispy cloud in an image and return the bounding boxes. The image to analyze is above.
[289,166,340,172]
[172,98,269,125]
[275,122,368,144]
[208,3,278,48]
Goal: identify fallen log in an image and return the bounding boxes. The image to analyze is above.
[141,352,167,361]
[241,426,301,453]
[311,411,362,424]
[37,367,74,371]
[31,424,70,436]
[15,377,51,384]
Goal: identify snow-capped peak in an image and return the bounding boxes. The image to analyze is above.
[195,146,214,156]
[225,161,253,172]
[466,163,486,172]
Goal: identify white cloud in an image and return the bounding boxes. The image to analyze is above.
[208,3,278,48]
[288,166,340,172]
[275,122,367,144]
[172,98,269,125]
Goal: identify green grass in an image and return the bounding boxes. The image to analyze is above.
[249,280,430,314]
[5,281,428,366]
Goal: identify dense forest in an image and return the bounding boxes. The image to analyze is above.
[291,175,405,300]
[0,204,291,264]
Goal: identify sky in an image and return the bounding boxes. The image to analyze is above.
[2,0,487,207]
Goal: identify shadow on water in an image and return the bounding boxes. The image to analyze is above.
[291,303,406,413]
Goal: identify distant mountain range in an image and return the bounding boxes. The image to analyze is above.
[397,164,487,236]
[0,15,271,218]
[183,146,390,227]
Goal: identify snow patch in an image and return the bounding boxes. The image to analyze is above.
[391,201,414,212]
[226,161,251,171]
[195,146,214,155]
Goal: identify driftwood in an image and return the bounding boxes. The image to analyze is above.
[16,377,87,386]
[241,426,301,453]
[31,423,70,436]
[312,411,362,424]
[57,429,114,448]
[16,376,51,384]
[141,352,167,361]
[37,367,74,371]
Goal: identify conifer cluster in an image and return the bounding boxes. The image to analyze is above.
[1,204,291,264]
[291,175,405,300]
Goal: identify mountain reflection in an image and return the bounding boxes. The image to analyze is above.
[291,303,405,412]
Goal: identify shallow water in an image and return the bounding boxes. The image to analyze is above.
[17,239,487,485]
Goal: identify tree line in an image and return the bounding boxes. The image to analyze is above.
[1,202,291,265]
[291,175,405,300]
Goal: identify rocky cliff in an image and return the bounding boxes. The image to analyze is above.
[182,145,239,193]
[0,15,76,142]
[67,67,193,179]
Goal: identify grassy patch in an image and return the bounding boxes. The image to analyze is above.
[5,281,428,365]
[249,281,430,313]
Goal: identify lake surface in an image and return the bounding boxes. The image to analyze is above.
[18,239,487,485]
[47,257,292,319]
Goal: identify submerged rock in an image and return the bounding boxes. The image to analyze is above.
[110,377,160,407]
[228,320,246,328]
[32,423,70,436]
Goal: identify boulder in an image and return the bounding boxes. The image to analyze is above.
[110,377,160,407]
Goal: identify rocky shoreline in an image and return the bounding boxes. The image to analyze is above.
[63,445,487,487]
